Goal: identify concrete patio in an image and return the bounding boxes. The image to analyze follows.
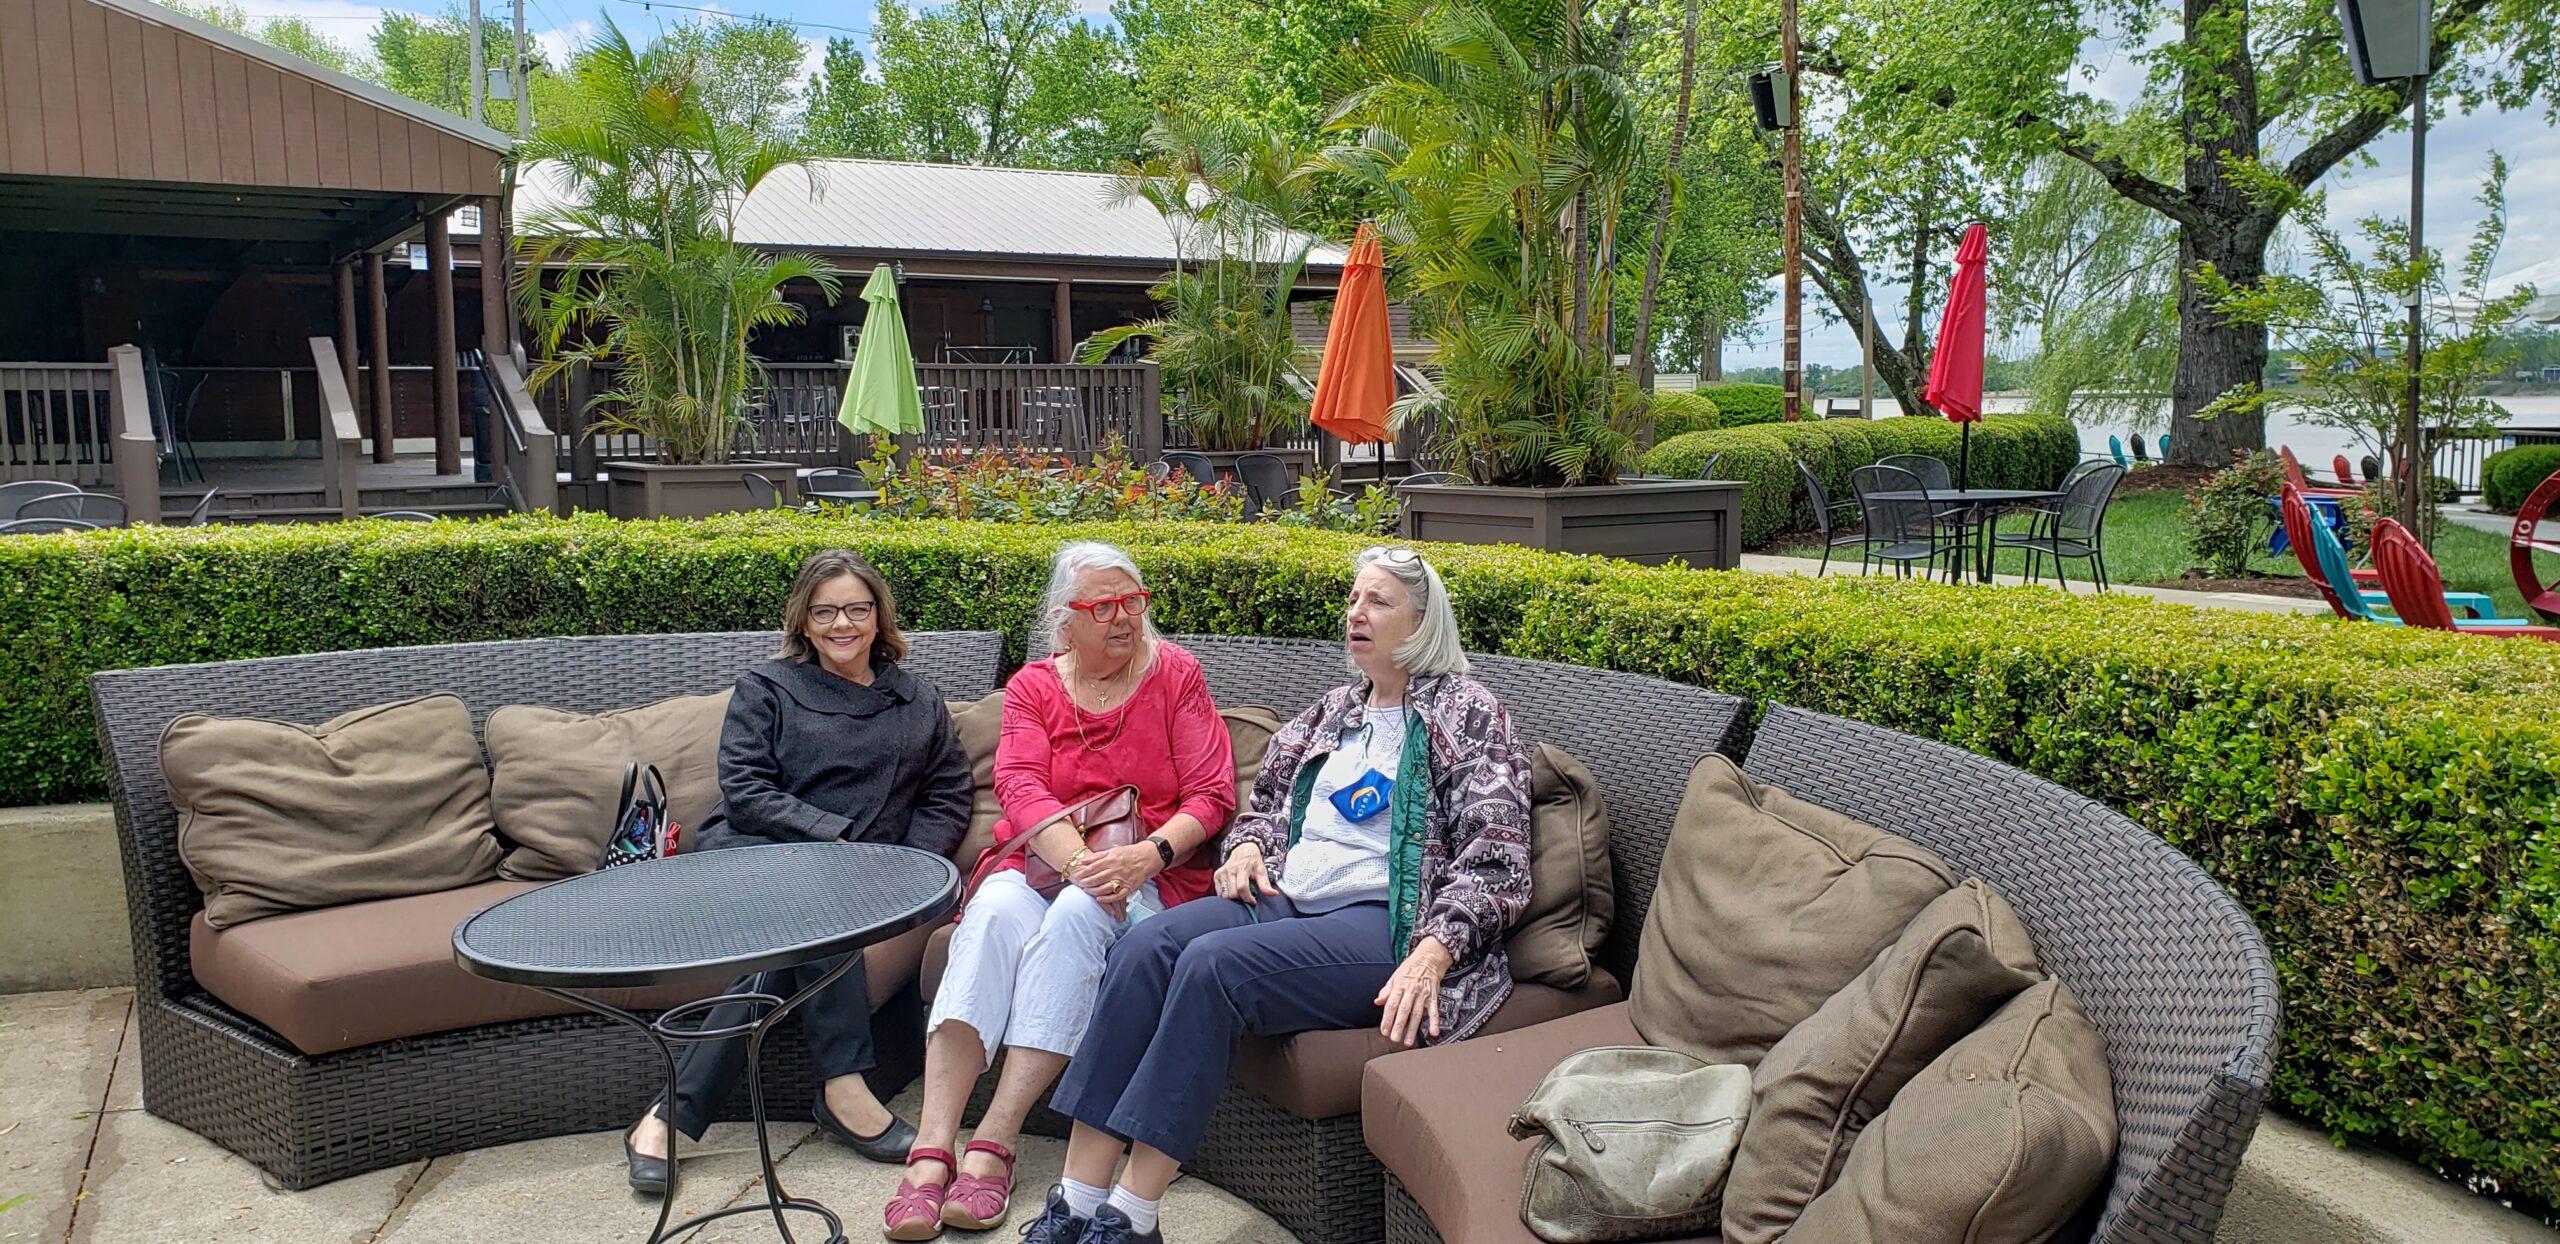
[0,988,1298,1244]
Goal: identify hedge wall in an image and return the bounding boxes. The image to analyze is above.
[2483,445,2560,514]
[5,513,2558,1209]
[1694,382,1785,426]
[1648,391,1723,440]
[1640,414,2079,547]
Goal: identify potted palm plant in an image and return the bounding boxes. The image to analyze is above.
[1082,111,1321,479]
[517,22,838,519]
[1325,0,1741,566]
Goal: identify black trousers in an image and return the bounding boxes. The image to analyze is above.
[665,953,874,1140]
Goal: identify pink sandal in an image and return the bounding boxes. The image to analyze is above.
[939,1139,1017,1231]
[884,1148,954,1242]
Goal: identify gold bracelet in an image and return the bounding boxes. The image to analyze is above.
[1065,846,1091,874]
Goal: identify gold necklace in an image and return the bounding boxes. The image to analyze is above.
[1063,656,1136,752]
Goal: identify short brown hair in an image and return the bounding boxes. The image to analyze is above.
[775,549,908,666]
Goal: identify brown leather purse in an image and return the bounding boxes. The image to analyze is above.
[963,784,1145,902]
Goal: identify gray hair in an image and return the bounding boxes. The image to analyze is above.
[1354,546,1469,677]
[1036,541,1161,658]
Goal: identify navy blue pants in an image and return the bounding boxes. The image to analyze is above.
[1052,893,1397,1165]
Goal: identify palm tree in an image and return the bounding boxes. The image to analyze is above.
[1325,0,1646,486]
[1081,109,1320,453]
[515,20,840,466]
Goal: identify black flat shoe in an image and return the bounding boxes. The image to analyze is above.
[813,1095,918,1163]
[624,1123,670,1196]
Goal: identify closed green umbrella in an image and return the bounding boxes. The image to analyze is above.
[838,264,923,437]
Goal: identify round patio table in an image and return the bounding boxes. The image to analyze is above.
[453,842,959,1244]
[1863,488,2062,584]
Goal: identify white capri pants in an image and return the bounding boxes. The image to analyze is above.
[928,868,1161,1067]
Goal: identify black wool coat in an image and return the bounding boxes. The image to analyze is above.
[691,656,972,857]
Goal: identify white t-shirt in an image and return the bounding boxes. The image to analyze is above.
[1280,711,1407,912]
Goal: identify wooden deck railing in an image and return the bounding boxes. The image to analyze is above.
[480,353,559,514]
[306,338,364,521]
[2,361,116,486]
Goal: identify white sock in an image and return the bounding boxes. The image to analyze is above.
[1107,1185,1162,1234]
[1061,1178,1108,1220]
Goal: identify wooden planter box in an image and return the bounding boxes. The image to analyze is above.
[603,460,799,520]
[1399,478,1743,568]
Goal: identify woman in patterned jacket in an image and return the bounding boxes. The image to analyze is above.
[1021,544,1535,1244]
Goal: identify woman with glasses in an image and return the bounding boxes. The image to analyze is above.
[886,542,1236,1240]
[1018,545,1532,1244]
[623,550,973,1193]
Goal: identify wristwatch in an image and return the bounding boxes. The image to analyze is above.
[1148,835,1177,870]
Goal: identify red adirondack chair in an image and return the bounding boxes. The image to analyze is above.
[2279,446,2357,498]
[2332,454,2357,486]
[2372,520,2560,641]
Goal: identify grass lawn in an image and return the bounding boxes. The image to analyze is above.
[1768,488,2540,619]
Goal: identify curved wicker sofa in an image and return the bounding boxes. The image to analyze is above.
[92,631,2278,1244]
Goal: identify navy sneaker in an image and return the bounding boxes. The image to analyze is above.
[1079,1205,1162,1244]
[1017,1187,1089,1244]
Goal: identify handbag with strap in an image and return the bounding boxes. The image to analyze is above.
[598,762,679,869]
[1505,1045,1752,1244]
[963,784,1145,902]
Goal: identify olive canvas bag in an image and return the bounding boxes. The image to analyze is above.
[1505,1045,1753,1243]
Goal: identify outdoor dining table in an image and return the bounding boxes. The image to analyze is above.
[1863,488,2064,584]
[453,842,959,1244]
[803,485,881,507]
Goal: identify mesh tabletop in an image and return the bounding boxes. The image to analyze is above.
[1864,488,2060,504]
[453,843,958,990]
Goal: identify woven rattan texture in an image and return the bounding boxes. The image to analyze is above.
[1192,1083,1383,1244]
[1382,1174,1448,1244]
[1173,634,1750,983]
[91,631,1000,1190]
[457,843,955,987]
[1744,705,2279,1244]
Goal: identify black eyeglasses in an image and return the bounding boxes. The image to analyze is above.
[809,602,877,626]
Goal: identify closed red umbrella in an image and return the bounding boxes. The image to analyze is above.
[1924,221,1989,488]
[1309,223,1396,478]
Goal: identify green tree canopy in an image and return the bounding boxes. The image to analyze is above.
[864,0,1147,169]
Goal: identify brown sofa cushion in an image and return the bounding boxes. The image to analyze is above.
[1786,979,2117,1244]
[1221,704,1286,821]
[1507,744,1615,990]
[1724,878,2045,1244]
[1233,971,1624,1119]
[191,881,937,1056]
[1363,1003,1714,1244]
[164,694,504,929]
[1631,754,1955,1066]
[950,692,1006,868]
[489,691,732,881]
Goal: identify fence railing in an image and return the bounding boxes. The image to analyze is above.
[539,362,1166,478]
[305,338,364,521]
[2433,434,2502,498]
[2,362,117,486]
[480,353,559,514]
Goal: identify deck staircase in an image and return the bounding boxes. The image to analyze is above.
[159,455,517,525]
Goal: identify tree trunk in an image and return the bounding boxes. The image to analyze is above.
[1630,0,1702,398]
[1700,318,1722,381]
[2167,224,2270,469]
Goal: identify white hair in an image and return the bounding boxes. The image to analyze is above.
[1354,546,1469,677]
[1036,541,1161,658]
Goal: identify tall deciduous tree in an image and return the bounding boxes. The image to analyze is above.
[372,7,549,133]
[867,0,1146,170]
[655,20,810,142]
[170,3,366,77]
[803,37,899,157]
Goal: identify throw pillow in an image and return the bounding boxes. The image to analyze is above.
[1723,877,2046,1244]
[1506,743,1616,990]
[163,693,502,929]
[1784,979,2118,1244]
[1221,705,1287,821]
[1630,754,1956,1066]
[949,692,1006,866]
[488,691,732,881]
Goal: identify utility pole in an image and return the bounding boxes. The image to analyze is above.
[468,0,484,124]
[513,0,530,138]
[1779,0,1803,421]
[2400,75,2427,538]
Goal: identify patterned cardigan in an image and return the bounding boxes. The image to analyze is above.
[1222,672,1533,1045]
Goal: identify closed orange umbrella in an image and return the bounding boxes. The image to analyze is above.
[1309,224,1396,460]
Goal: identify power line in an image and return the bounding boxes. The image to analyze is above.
[605,0,871,36]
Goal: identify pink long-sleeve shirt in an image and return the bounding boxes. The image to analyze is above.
[978,640,1236,908]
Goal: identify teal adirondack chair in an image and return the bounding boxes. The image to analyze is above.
[2308,517,2501,624]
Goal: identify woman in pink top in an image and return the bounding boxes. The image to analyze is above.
[886,542,1236,1240]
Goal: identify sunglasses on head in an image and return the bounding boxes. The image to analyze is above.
[1362,545,1423,566]
[1067,589,1153,624]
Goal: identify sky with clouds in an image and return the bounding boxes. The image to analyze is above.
[218,0,2553,367]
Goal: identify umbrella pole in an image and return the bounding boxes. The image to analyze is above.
[1959,422,1971,491]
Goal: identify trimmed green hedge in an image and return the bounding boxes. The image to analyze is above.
[1640,414,2078,547]
[1648,391,1723,440]
[2484,445,2560,514]
[5,513,2559,1210]
[1695,382,1785,426]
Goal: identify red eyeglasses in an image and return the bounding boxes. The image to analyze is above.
[1067,590,1153,624]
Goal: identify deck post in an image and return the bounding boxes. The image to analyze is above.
[365,251,396,463]
[334,261,360,433]
[1136,363,1164,463]
[428,209,461,476]
[1052,280,1074,364]
[108,345,160,524]
[478,197,510,486]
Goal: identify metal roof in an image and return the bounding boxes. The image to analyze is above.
[516,158,1349,270]
[93,0,514,154]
